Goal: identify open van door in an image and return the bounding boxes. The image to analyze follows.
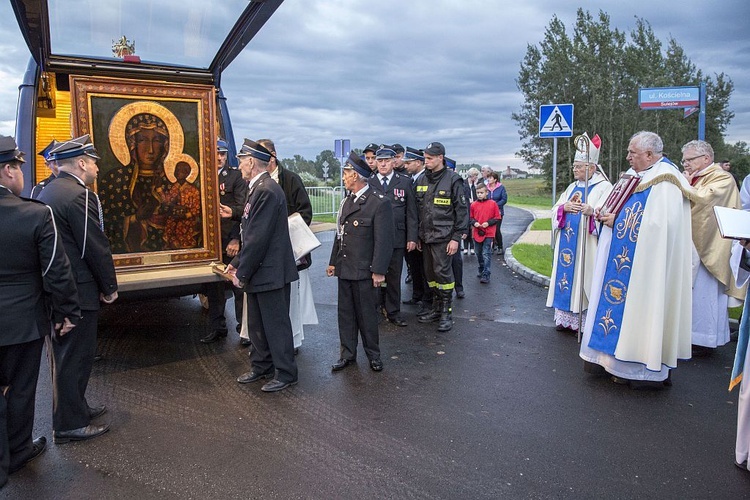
[10,0,283,297]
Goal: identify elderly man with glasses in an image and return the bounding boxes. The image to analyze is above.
[681,140,745,356]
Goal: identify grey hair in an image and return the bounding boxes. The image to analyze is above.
[467,167,480,177]
[681,140,714,161]
[630,131,664,155]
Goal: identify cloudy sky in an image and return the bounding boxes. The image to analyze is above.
[0,0,748,169]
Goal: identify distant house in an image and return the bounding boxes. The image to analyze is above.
[502,166,528,179]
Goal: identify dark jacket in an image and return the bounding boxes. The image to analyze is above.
[232,172,299,293]
[368,171,418,248]
[329,187,394,280]
[218,166,248,247]
[489,183,508,217]
[415,167,469,244]
[277,164,314,270]
[30,173,56,200]
[0,189,80,345]
[37,172,118,310]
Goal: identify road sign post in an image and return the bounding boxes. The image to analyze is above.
[638,85,705,140]
[334,139,351,190]
[539,103,574,206]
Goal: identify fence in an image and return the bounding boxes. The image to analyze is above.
[306,186,346,216]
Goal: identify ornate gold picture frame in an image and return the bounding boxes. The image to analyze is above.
[69,75,221,269]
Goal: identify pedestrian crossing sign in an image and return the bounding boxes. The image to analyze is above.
[539,104,574,138]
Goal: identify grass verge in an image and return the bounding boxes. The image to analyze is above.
[530,218,551,230]
[511,243,553,277]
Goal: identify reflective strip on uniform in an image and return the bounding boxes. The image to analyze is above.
[416,185,427,192]
[434,282,455,290]
[433,197,450,206]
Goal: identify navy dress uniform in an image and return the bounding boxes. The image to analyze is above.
[29,139,59,200]
[329,152,394,372]
[202,139,248,343]
[37,135,118,443]
[0,137,79,486]
[231,140,299,392]
[368,145,418,325]
[415,143,469,332]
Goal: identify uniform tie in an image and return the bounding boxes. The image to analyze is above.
[381,176,388,192]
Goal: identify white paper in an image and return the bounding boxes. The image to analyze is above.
[713,206,750,240]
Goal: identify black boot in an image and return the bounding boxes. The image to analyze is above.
[418,295,441,323]
[437,290,453,332]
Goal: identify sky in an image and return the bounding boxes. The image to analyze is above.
[0,0,748,169]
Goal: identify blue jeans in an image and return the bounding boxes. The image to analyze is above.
[474,238,493,278]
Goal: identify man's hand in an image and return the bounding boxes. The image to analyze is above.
[100,291,118,304]
[55,317,76,336]
[219,204,233,219]
[580,203,594,216]
[564,201,582,214]
[226,239,240,257]
[446,240,459,256]
[597,212,616,228]
[326,265,336,277]
[225,264,237,276]
[406,241,417,252]
[372,273,385,287]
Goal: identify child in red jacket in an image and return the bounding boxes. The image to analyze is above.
[470,183,501,283]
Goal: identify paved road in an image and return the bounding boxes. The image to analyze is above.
[4,206,749,498]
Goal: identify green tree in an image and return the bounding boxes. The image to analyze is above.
[514,9,736,188]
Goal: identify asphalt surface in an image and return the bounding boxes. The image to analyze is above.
[4,206,750,499]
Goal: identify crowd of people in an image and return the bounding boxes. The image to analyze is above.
[5,126,750,489]
[546,130,750,473]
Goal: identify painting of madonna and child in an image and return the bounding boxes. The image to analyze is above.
[69,76,222,267]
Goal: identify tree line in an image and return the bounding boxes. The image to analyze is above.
[513,8,749,191]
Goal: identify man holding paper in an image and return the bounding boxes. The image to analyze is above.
[682,140,745,355]
[580,131,693,388]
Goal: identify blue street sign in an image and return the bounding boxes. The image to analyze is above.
[539,104,574,138]
[639,86,699,110]
[334,139,351,158]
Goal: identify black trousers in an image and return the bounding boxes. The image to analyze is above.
[338,278,381,362]
[423,242,455,290]
[405,248,427,301]
[0,338,44,482]
[452,251,464,294]
[246,285,297,384]
[206,252,243,332]
[494,218,504,249]
[47,310,98,431]
[382,247,405,317]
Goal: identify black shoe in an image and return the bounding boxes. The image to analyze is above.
[387,316,408,327]
[402,298,421,305]
[294,347,300,356]
[497,247,504,256]
[240,337,252,347]
[405,273,413,284]
[456,290,465,299]
[735,459,749,472]
[200,330,228,344]
[237,370,274,384]
[93,354,103,362]
[88,404,107,419]
[53,424,109,444]
[479,277,489,284]
[332,358,355,372]
[261,379,298,392]
[370,359,383,372]
[9,436,47,473]
[691,345,713,357]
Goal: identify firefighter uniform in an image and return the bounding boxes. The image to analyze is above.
[415,142,468,331]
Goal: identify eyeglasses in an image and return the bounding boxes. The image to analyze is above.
[681,154,705,165]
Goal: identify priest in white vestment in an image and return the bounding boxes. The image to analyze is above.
[681,140,746,353]
[580,131,693,387]
[546,133,612,332]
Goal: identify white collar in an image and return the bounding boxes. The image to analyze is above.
[352,184,370,201]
